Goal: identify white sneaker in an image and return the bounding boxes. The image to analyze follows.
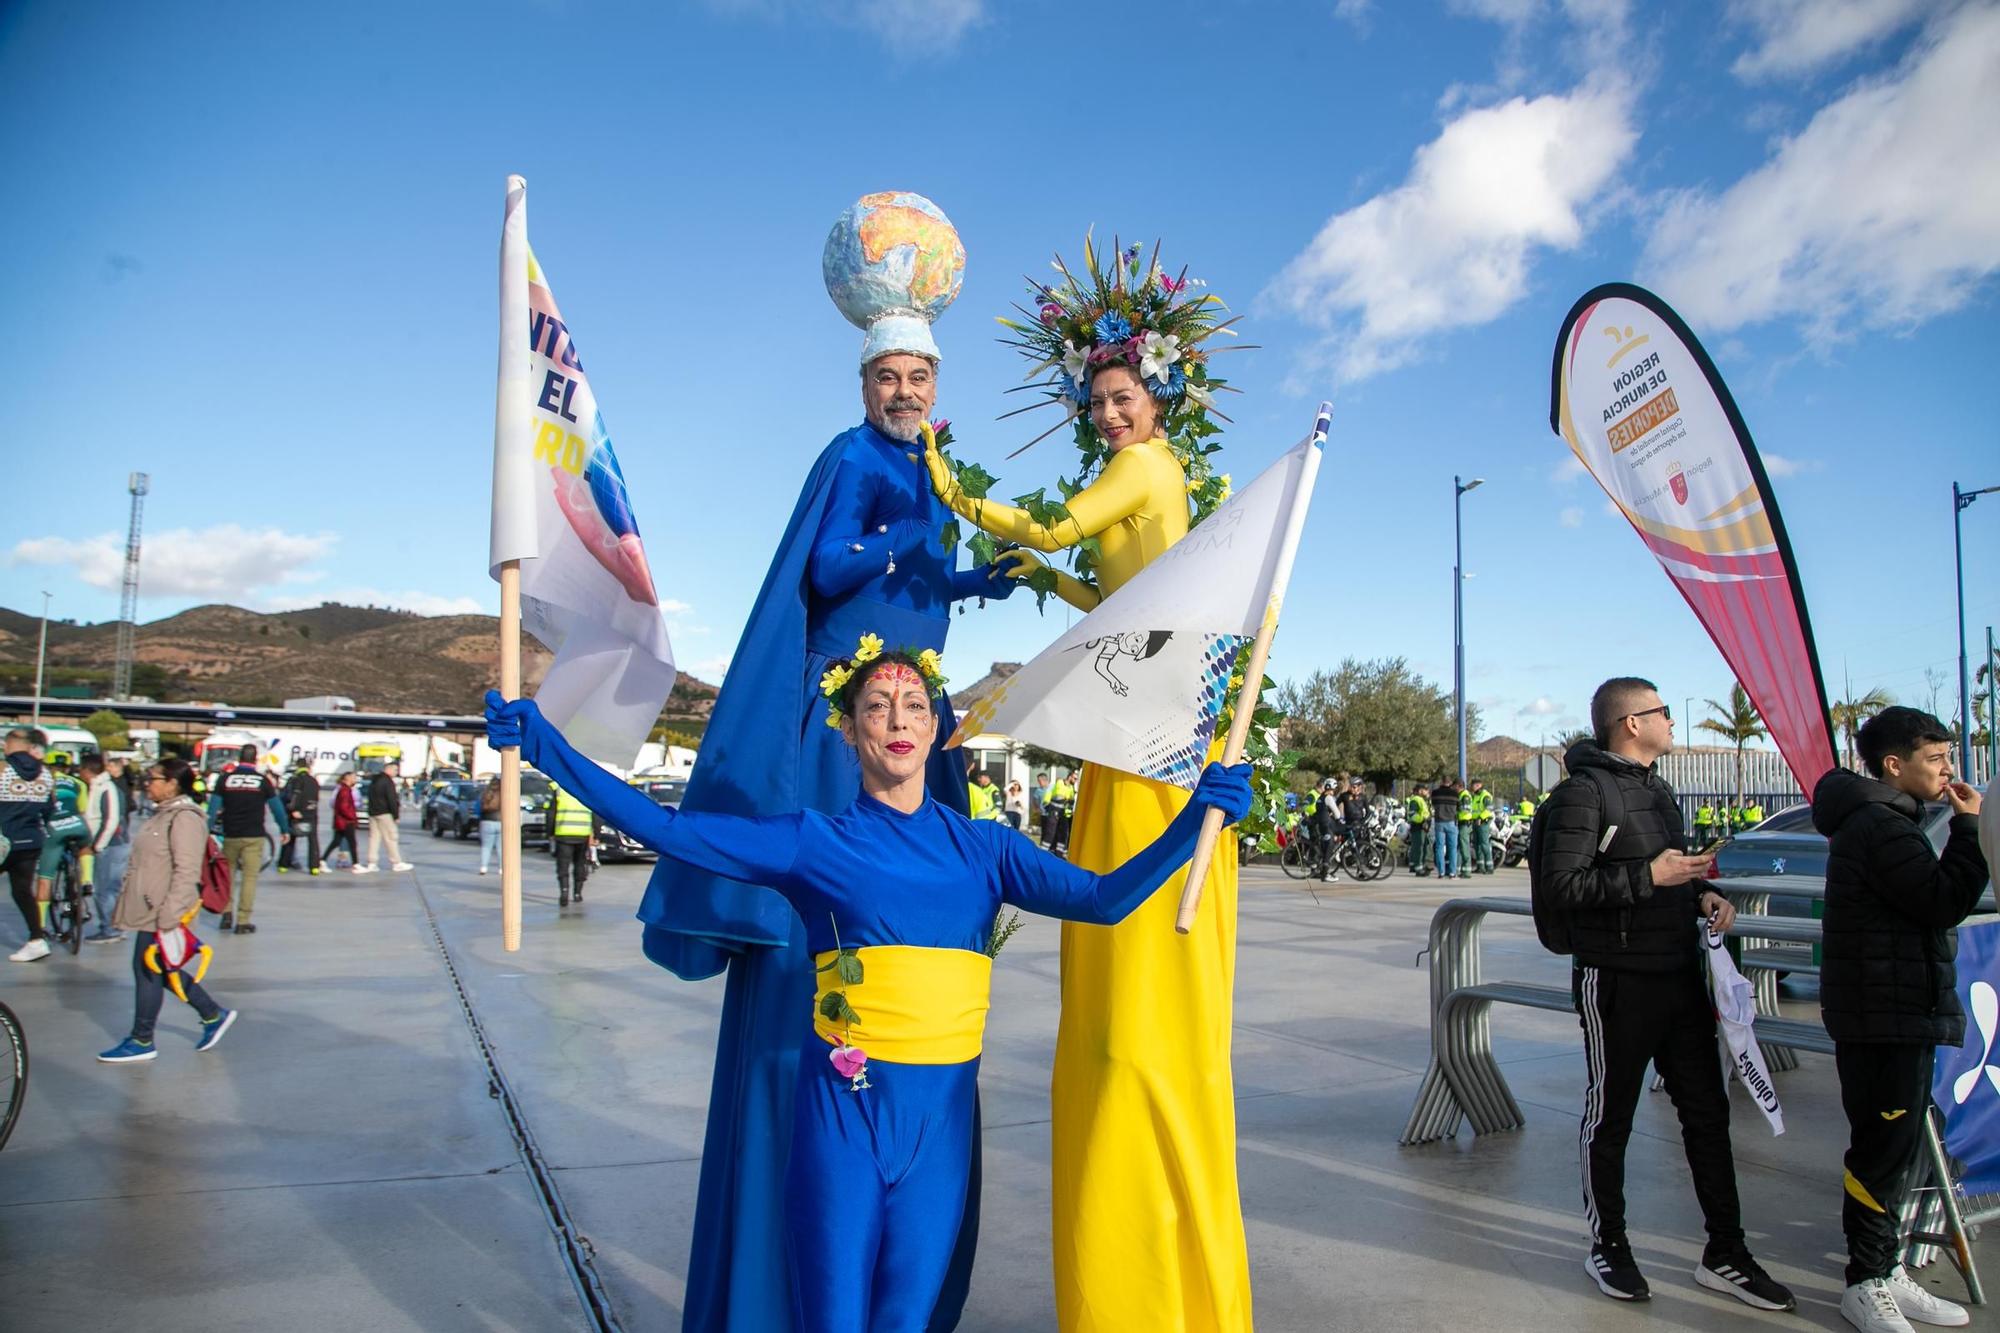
[1844,1279,1916,1333]
[9,938,50,963]
[1887,1268,1969,1327]
[391,862,414,872]
[352,865,374,875]
[479,868,489,876]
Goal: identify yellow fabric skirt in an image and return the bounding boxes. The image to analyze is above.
[1052,760,1250,1332]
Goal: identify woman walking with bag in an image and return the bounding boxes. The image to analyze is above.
[98,758,238,1063]
[329,771,361,871]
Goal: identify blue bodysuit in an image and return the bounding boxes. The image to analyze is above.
[505,699,1243,1333]
[640,422,1013,1333]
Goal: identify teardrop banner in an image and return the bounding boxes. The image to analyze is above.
[1550,282,1836,796]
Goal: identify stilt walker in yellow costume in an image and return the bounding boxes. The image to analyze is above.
[924,237,1253,1331]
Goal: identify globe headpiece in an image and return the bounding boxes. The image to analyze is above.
[823,191,966,365]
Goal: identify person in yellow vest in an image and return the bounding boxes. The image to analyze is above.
[1518,794,1537,819]
[1406,784,1432,876]
[549,782,596,908]
[1042,771,1076,853]
[1465,778,1495,874]
[1692,800,1715,852]
[1744,800,1764,828]
[966,765,1004,821]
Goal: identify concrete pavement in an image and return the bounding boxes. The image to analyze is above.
[1,821,1993,1331]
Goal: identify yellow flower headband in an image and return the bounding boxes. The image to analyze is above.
[820,634,948,729]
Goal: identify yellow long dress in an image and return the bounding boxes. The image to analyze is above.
[929,435,1251,1332]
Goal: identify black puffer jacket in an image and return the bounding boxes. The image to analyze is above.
[1533,741,1701,972]
[1814,768,1989,1046]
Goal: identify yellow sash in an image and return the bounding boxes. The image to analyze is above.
[812,945,992,1065]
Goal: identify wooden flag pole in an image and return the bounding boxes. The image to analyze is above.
[500,559,523,952]
[1175,607,1280,935]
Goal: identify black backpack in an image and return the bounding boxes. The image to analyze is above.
[1527,765,1627,955]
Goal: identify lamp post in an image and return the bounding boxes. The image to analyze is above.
[1454,475,1484,784]
[1955,482,1999,765]
[31,590,51,731]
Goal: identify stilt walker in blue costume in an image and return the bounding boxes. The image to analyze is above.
[488,654,1252,1333]
[638,193,1017,1332]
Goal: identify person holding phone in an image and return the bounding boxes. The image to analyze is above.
[1530,677,1793,1313]
[1814,707,1988,1333]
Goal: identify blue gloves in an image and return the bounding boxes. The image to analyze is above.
[971,559,1021,599]
[485,689,541,751]
[1192,762,1255,824]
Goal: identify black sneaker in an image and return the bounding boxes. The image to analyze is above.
[1587,1242,1650,1301]
[218,911,234,931]
[1696,1248,1796,1312]
[234,922,256,935]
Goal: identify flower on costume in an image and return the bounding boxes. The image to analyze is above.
[1138,331,1182,384]
[917,648,943,679]
[1146,363,1186,401]
[1093,312,1133,344]
[830,1045,869,1080]
[819,664,853,697]
[853,633,884,664]
[1061,339,1089,384]
[820,632,949,728]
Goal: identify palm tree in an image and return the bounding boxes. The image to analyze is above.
[1697,683,1767,805]
[1830,687,1894,769]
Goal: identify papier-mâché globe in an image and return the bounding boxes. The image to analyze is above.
[822,191,965,365]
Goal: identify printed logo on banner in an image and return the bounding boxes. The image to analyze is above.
[1669,461,1689,506]
[1934,923,2000,1194]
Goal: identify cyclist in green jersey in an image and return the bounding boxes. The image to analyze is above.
[35,758,94,929]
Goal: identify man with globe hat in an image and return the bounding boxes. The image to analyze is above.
[634,192,1014,1332]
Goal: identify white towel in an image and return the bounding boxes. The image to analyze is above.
[1704,921,1785,1135]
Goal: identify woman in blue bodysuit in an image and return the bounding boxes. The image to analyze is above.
[487,654,1250,1333]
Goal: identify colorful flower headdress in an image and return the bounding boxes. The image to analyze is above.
[820,634,948,729]
[993,232,1248,525]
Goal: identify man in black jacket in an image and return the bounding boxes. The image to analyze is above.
[2,727,55,962]
[364,761,412,874]
[1814,707,1987,1333]
[278,761,322,876]
[1532,676,1793,1311]
[208,744,291,934]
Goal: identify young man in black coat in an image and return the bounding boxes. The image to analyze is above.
[1814,707,1987,1333]
[1532,676,1793,1311]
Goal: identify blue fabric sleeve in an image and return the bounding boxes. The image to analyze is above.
[947,561,1013,602]
[518,708,804,887]
[266,791,291,835]
[992,794,1212,925]
[206,791,221,822]
[807,457,930,600]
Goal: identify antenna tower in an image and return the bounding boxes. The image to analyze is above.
[113,472,148,700]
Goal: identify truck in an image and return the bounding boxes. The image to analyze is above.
[284,696,357,713]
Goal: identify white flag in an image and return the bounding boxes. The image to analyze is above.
[948,405,1329,785]
[1704,922,1785,1135]
[489,176,676,765]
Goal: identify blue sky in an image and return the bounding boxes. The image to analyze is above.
[4,0,1997,747]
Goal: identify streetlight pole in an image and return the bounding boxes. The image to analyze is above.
[31,590,51,731]
[1454,475,1484,784]
[1955,482,1999,765]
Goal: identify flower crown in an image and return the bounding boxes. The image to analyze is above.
[820,634,948,729]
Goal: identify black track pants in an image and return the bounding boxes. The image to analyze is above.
[1574,963,1745,1250]
[5,846,43,941]
[1836,1041,1934,1284]
[554,839,592,894]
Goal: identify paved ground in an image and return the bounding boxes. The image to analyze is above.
[1,819,1993,1331]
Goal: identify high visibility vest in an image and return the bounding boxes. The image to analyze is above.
[1694,805,1714,827]
[1406,794,1430,824]
[1047,780,1074,806]
[551,786,593,839]
[968,782,1002,820]
[1746,803,1764,825]
[1518,797,1535,819]
[1464,790,1490,821]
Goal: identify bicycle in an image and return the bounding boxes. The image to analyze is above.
[0,999,24,1151]
[45,844,92,955]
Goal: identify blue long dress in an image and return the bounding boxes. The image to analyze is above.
[638,422,1008,1332]
[517,708,1232,1333]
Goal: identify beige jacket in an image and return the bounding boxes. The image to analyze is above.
[113,796,207,933]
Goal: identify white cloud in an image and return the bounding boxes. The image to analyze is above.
[1450,0,1543,20]
[1550,454,1588,484]
[1559,505,1586,527]
[1520,695,1564,716]
[685,654,734,683]
[1728,0,1936,78]
[1334,0,1373,24]
[11,525,336,600]
[1644,4,2000,340]
[1761,452,1822,477]
[1268,85,1637,381]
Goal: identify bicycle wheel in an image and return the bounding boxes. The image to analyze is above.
[0,1000,24,1151]
[50,865,82,955]
[1363,839,1394,881]
[1279,839,1311,880]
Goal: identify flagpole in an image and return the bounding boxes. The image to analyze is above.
[1175,614,1277,935]
[500,560,523,952]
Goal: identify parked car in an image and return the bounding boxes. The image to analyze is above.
[1713,798,1955,914]
[597,777,687,861]
[425,780,485,840]
[521,771,552,848]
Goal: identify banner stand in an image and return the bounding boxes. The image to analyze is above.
[1907,1106,1987,1304]
[500,560,522,953]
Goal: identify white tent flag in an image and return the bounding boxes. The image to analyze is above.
[949,406,1329,784]
[490,176,676,765]
[1704,923,1785,1135]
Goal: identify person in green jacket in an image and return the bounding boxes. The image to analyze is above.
[1405,785,1432,876]
[1465,778,1495,874]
